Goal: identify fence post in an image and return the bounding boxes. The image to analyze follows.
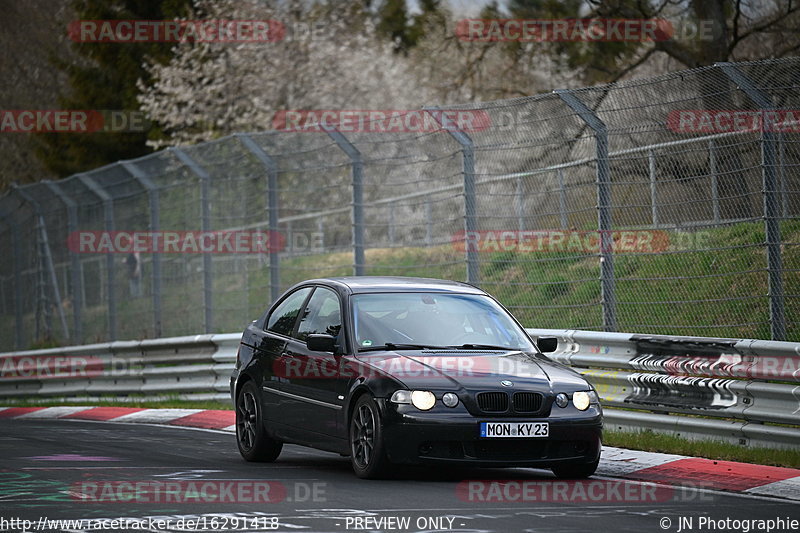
[515,177,524,231]
[171,148,214,333]
[76,174,117,341]
[555,89,617,331]
[558,168,568,229]
[321,125,365,276]
[237,134,281,302]
[718,63,786,341]
[709,140,720,223]
[120,161,162,337]
[425,107,479,285]
[12,184,70,342]
[43,180,83,344]
[388,204,396,245]
[649,150,658,227]
[779,134,788,218]
[425,199,432,246]
[0,205,24,349]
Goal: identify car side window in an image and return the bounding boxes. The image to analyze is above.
[266,287,313,337]
[296,287,342,342]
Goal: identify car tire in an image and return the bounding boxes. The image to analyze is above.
[236,381,282,462]
[551,457,599,479]
[349,394,391,479]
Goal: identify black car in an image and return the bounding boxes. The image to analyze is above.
[231,276,602,479]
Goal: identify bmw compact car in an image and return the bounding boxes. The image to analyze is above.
[231,277,602,479]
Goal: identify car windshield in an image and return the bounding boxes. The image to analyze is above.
[352,292,535,352]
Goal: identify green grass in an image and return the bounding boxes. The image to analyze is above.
[604,429,800,469]
[234,219,800,340]
[2,219,798,347]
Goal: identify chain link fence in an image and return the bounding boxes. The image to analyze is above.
[1,57,798,350]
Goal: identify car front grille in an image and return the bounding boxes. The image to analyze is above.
[513,392,543,413]
[475,391,546,415]
[476,392,508,412]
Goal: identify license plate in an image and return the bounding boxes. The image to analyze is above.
[480,421,549,438]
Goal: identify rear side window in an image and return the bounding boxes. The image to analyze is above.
[266,287,312,336]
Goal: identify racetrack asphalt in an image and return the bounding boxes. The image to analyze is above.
[1,418,798,533]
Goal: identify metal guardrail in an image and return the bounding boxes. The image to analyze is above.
[0,334,239,402]
[526,328,800,449]
[1,329,798,449]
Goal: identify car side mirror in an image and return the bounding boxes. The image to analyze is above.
[536,336,558,353]
[307,333,337,353]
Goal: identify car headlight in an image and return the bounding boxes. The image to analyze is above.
[411,390,436,410]
[390,390,437,411]
[573,391,593,411]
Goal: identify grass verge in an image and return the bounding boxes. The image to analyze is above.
[604,429,800,469]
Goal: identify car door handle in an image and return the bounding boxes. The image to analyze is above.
[282,350,296,358]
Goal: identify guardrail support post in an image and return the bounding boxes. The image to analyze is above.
[121,161,163,337]
[718,63,786,341]
[322,125,365,276]
[76,174,117,341]
[555,90,617,331]
[43,180,84,344]
[172,148,214,333]
[425,107,479,285]
[237,134,281,302]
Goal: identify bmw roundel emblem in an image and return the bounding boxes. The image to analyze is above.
[501,380,513,387]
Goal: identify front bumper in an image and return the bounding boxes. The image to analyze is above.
[381,405,602,467]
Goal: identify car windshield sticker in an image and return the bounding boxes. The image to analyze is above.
[362,339,373,346]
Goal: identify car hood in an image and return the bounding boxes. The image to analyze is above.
[354,350,589,391]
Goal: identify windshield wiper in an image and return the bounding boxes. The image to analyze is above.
[359,343,448,352]
[449,343,520,351]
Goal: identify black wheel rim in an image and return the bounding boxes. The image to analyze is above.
[352,404,375,469]
[237,390,258,452]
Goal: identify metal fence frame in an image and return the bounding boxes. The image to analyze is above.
[1,59,798,350]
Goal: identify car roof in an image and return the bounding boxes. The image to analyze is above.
[307,276,487,295]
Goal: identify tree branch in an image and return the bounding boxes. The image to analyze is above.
[654,39,699,68]
[729,4,800,52]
